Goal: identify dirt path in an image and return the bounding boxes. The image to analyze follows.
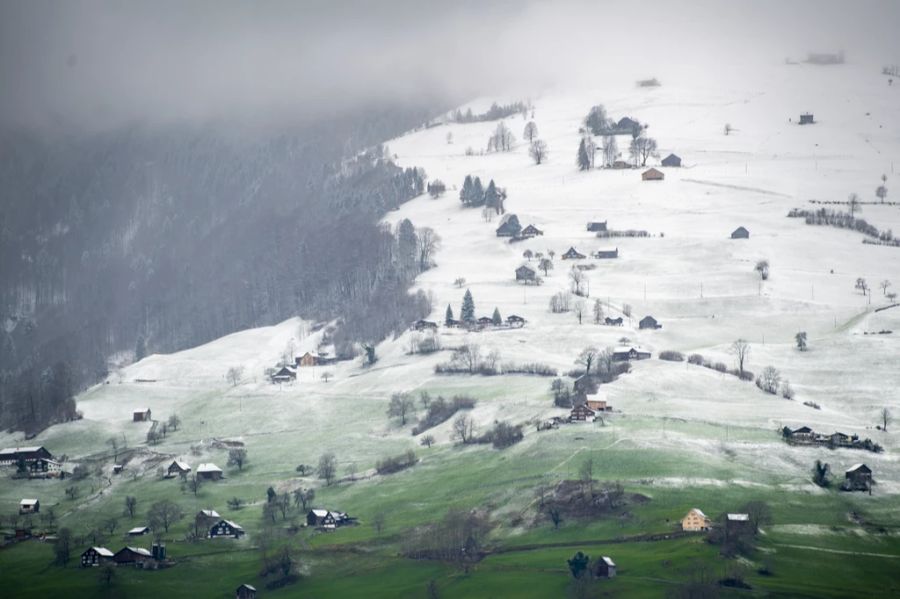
[773,543,900,559]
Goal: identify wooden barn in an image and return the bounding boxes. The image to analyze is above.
[680,508,711,532]
[586,221,608,233]
[81,546,114,567]
[271,365,297,383]
[731,226,750,239]
[845,464,872,491]
[562,247,586,260]
[585,394,611,412]
[236,584,257,599]
[515,265,537,282]
[19,499,39,514]
[296,351,320,367]
[195,509,221,529]
[209,519,245,539]
[412,320,438,332]
[197,463,223,481]
[569,404,597,422]
[612,160,630,169]
[604,316,623,326]
[799,113,815,124]
[132,408,152,422]
[520,224,544,237]
[127,526,151,536]
[0,446,53,466]
[641,167,664,181]
[616,116,640,133]
[27,457,62,478]
[595,556,617,578]
[307,509,352,529]
[506,315,526,328]
[167,460,191,477]
[639,315,661,330]
[114,546,154,565]
[661,153,682,167]
[613,347,651,361]
[594,248,618,259]
[495,215,522,237]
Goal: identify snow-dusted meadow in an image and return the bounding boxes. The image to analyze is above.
[3,59,899,521]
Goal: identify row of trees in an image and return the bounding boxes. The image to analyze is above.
[459,175,506,212]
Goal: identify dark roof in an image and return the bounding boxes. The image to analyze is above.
[731,226,750,238]
[661,153,681,166]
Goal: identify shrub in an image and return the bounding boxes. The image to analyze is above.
[412,395,476,435]
[502,362,558,376]
[658,350,684,362]
[688,353,704,365]
[474,422,524,449]
[714,362,728,373]
[376,450,418,475]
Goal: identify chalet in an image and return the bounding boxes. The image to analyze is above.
[569,404,596,422]
[307,509,352,529]
[730,226,750,239]
[612,160,630,169]
[515,265,537,282]
[19,499,39,514]
[271,365,297,383]
[495,215,522,237]
[113,546,154,565]
[81,546,114,567]
[661,153,682,167]
[296,351,319,367]
[209,519,245,539]
[506,315,526,328]
[133,408,152,422]
[604,317,623,326]
[845,464,872,490]
[586,221,608,233]
[412,320,438,332]
[0,446,53,466]
[830,432,851,446]
[520,224,544,237]
[236,584,257,599]
[585,394,611,412]
[791,426,814,439]
[595,556,617,578]
[594,248,618,259]
[681,508,711,532]
[197,463,223,481]
[28,457,62,478]
[726,513,753,535]
[641,167,664,181]
[477,316,495,327]
[167,460,191,477]
[639,315,661,330]
[196,509,221,529]
[799,113,815,125]
[128,526,151,536]
[445,318,462,328]
[613,346,652,361]
[562,247,586,260]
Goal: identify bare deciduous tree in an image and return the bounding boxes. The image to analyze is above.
[731,339,750,376]
[529,139,548,165]
[523,121,538,143]
[848,193,861,216]
[228,448,248,471]
[539,257,553,276]
[755,259,769,280]
[576,347,599,374]
[569,267,586,295]
[452,415,474,444]
[880,279,892,296]
[881,407,892,432]
[417,227,441,270]
[387,392,416,425]
[226,365,244,386]
[148,499,183,533]
[629,135,659,166]
[318,452,337,486]
[573,299,586,324]
[124,496,137,518]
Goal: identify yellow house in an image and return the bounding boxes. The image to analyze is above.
[681,508,711,532]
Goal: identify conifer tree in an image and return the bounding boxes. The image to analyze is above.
[484,180,499,212]
[491,307,502,326]
[577,138,591,171]
[445,304,454,325]
[461,289,476,324]
[472,177,485,207]
[460,175,473,206]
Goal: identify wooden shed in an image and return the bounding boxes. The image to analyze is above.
[641,168,664,181]
[731,226,750,239]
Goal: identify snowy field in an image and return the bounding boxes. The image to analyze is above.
[3,60,899,520]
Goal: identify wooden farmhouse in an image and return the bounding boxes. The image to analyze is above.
[520,224,544,238]
[586,221,608,233]
[476,316,495,327]
[27,457,62,478]
[132,408,152,422]
[594,556,617,578]
[844,464,873,491]
[641,167,664,181]
[569,404,597,422]
[128,526,151,536]
[594,248,618,259]
[196,509,221,529]
[197,463,224,481]
[81,546,114,567]
[167,460,191,477]
[209,519,245,539]
[639,315,661,330]
[296,351,320,367]
[0,446,53,466]
[515,265,537,282]
[19,498,39,514]
[271,365,297,383]
[113,546,153,565]
[506,315,526,327]
[236,584,258,599]
[731,226,750,239]
[562,247,586,260]
[681,508,711,532]
[616,116,640,133]
[799,112,815,124]
[307,509,352,530]
[585,394,612,412]
[495,215,522,237]
[613,346,652,361]
[612,160,630,169]
[661,153,682,167]
[412,320,438,332]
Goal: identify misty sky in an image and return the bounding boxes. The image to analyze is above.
[1,0,898,134]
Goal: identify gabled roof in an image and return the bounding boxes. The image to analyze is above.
[311,508,330,518]
[90,547,115,557]
[601,556,616,566]
[19,498,39,505]
[686,508,708,519]
[199,509,220,518]
[128,526,150,534]
[237,584,257,591]
[170,460,191,471]
[846,463,870,474]
[133,408,151,413]
[613,346,649,354]
[125,547,153,557]
[727,513,749,521]
[221,519,244,531]
[197,463,222,473]
[1,446,48,456]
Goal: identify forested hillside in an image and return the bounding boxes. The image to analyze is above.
[0,105,440,432]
